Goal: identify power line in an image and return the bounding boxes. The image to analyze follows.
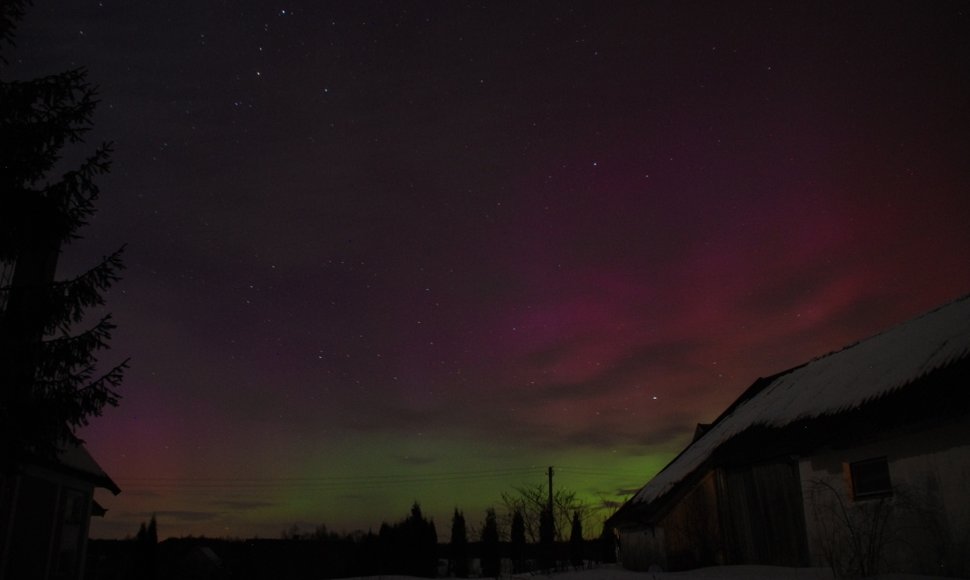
[555,465,650,478]
[116,465,540,482]
[113,466,547,491]
[110,465,649,495]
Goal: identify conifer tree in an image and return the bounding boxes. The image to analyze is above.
[147,514,158,545]
[378,502,439,577]
[0,0,127,465]
[450,508,469,578]
[569,511,584,568]
[135,515,158,580]
[598,525,617,564]
[510,509,526,573]
[480,508,500,578]
[407,502,438,577]
[539,507,555,571]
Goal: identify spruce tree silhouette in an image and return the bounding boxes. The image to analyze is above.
[379,502,438,577]
[539,507,556,571]
[0,0,127,466]
[597,525,618,564]
[569,510,584,568]
[480,508,500,578]
[134,515,158,580]
[408,503,438,578]
[450,508,469,578]
[510,509,526,573]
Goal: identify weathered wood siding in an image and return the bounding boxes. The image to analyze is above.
[717,460,809,566]
[800,418,970,576]
[616,470,724,571]
[660,470,724,570]
[617,527,665,571]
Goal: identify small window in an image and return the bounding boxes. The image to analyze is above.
[850,457,892,499]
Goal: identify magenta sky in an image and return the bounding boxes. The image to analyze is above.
[8,1,970,539]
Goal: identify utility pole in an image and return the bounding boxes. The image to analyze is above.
[547,465,554,517]
[539,465,556,570]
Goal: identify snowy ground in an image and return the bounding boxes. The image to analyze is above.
[530,566,833,580]
[356,564,952,580]
[525,566,951,580]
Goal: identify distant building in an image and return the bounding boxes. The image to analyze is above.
[0,443,120,580]
[607,295,970,577]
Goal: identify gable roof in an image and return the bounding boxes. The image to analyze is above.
[627,294,970,509]
[57,442,121,494]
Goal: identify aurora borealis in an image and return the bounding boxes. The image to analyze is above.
[7,2,970,539]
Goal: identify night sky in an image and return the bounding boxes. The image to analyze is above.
[8,1,970,539]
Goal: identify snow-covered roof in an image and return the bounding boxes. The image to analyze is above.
[57,442,121,494]
[632,295,970,506]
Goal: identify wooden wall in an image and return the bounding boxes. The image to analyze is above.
[716,460,809,566]
[617,526,666,571]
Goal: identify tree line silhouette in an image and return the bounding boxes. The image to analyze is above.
[86,491,619,580]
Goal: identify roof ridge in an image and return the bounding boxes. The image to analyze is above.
[623,293,970,509]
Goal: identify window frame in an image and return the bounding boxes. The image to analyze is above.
[848,456,893,500]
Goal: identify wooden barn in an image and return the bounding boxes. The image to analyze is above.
[607,296,970,576]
